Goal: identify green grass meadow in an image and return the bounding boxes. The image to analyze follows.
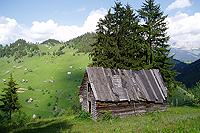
[1,44,200,132]
[14,107,200,133]
[0,45,90,118]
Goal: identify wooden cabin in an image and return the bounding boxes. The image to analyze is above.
[79,67,167,119]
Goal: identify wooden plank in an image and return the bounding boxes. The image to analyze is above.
[118,69,130,101]
[131,77,144,100]
[123,70,139,100]
[153,69,167,98]
[101,67,116,101]
[137,70,155,101]
[142,70,159,100]
[150,69,166,100]
[97,67,113,101]
[134,72,151,101]
[87,68,99,100]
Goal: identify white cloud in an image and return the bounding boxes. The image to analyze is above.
[167,0,192,10]
[167,12,200,50]
[0,8,106,45]
[0,16,22,44]
[83,9,106,32]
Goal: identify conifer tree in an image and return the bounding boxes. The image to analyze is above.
[90,2,144,70]
[138,0,176,93]
[0,74,21,120]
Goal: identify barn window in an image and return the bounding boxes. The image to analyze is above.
[88,101,92,113]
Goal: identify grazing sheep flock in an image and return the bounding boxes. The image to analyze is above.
[0,46,89,118]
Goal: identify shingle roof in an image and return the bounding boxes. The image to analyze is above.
[86,67,167,103]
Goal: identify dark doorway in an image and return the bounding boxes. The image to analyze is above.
[88,101,92,113]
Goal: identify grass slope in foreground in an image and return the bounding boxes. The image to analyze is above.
[15,107,200,133]
[0,45,90,118]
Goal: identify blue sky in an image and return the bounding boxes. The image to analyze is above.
[0,0,200,50]
[0,0,164,26]
[1,0,197,25]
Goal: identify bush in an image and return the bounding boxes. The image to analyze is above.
[169,86,195,106]
[61,108,74,116]
[190,82,200,105]
[71,103,81,114]
[98,110,113,121]
[27,53,34,57]
[41,52,46,56]
[76,110,91,120]
[0,112,8,131]
[27,86,34,91]
[47,103,51,106]
[11,111,29,128]
[0,111,29,132]
[35,104,39,107]
[55,50,65,56]
[191,82,200,100]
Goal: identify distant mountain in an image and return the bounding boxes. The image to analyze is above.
[175,59,200,88]
[41,39,61,46]
[0,39,40,59]
[66,32,96,53]
[170,48,200,63]
[172,59,188,73]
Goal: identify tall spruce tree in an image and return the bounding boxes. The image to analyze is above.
[138,0,176,93]
[0,74,21,120]
[90,2,144,70]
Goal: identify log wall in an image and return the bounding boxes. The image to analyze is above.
[96,101,167,117]
[79,72,88,112]
[79,73,97,119]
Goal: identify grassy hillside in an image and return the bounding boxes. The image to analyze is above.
[14,107,200,133]
[66,32,96,53]
[0,44,90,118]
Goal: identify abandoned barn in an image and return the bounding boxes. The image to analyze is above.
[79,67,167,119]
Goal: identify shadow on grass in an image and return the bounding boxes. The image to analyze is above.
[15,120,73,133]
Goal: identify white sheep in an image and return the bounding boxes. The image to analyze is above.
[32,114,36,119]
[67,72,72,75]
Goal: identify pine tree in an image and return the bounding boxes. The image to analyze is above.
[138,0,176,93]
[0,74,21,120]
[90,2,145,70]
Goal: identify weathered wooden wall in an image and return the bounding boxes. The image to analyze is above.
[96,101,167,117]
[80,73,98,119]
[79,72,88,111]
